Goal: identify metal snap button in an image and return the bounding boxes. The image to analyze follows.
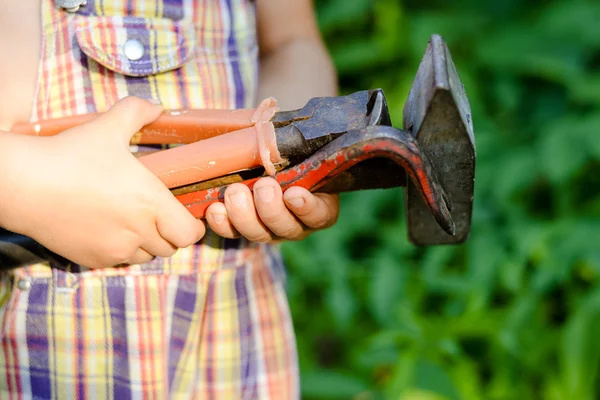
[17,279,31,291]
[56,0,87,12]
[123,39,145,61]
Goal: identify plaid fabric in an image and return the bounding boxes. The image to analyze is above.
[0,1,299,398]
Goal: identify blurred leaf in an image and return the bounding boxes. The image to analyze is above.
[331,39,389,75]
[374,0,407,54]
[498,258,525,293]
[369,253,407,326]
[386,351,418,399]
[466,229,505,312]
[408,12,490,60]
[506,220,553,264]
[491,148,539,202]
[571,75,600,105]
[475,27,585,84]
[317,0,372,34]
[302,369,371,399]
[449,359,484,400]
[421,246,458,289]
[499,293,539,356]
[491,75,521,116]
[540,117,589,185]
[535,1,600,47]
[338,191,385,234]
[558,287,600,399]
[400,389,450,400]
[353,339,399,371]
[413,360,461,400]
[326,278,357,331]
[282,239,326,283]
[580,114,600,160]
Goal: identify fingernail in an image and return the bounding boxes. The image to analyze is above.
[147,98,162,105]
[212,213,226,223]
[228,191,247,207]
[286,196,305,209]
[256,186,274,202]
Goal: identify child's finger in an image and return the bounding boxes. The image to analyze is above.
[89,96,163,146]
[141,231,178,258]
[125,248,156,265]
[283,188,339,230]
[206,202,240,239]
[155,191,206,248]
[223,183,273,243]
[253,178,305,239]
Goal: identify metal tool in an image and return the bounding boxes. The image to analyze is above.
[404,34,475,245]
[0,34,475,269]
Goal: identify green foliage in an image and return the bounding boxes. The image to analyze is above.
[282,0,600,398]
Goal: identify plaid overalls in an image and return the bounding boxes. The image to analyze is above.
[0,1,299,398]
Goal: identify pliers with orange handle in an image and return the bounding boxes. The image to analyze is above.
[0,35,475,269]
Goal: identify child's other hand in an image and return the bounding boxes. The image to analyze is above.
[2,97,205,268]
[205,178,339,242]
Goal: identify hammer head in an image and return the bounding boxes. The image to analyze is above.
[403,35,476,245]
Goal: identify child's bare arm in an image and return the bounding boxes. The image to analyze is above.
[0,97,206,267]
[256,0,337,109]
[205,0,340,242]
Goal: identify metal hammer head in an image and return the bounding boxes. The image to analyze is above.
[403,34,476,245]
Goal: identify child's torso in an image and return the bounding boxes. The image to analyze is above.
[0,2,298,398]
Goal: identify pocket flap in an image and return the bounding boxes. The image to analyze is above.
[74,16,195,77]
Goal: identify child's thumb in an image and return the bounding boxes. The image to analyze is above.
[93,96,163,145]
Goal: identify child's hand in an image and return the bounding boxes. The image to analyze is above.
[0,97,205,268]
[205,178,339,242]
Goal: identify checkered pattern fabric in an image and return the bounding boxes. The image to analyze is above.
[0,1,299,398]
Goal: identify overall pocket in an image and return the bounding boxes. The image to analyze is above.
[74,16,196,77]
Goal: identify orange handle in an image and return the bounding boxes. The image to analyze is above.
[11,99,284,192]
[138,125,281,189]
[136,99,282,188]
[11,108,259,144]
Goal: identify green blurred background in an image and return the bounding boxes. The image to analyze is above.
[281,0,600,399]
